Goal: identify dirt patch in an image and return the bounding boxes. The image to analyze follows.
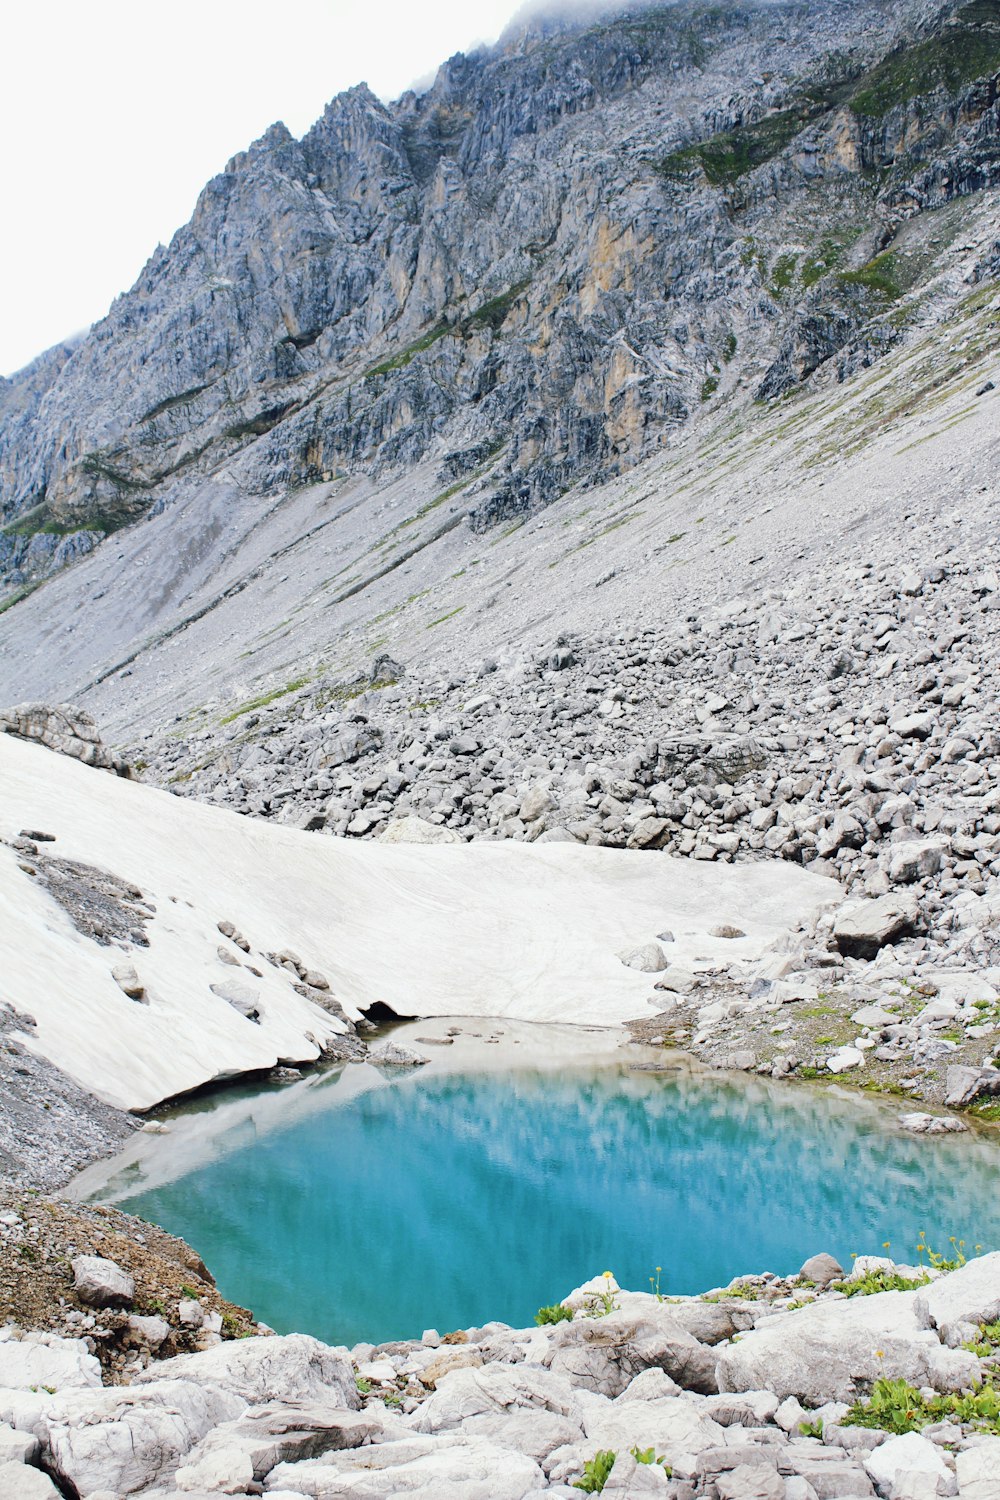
[0,1185,257,1382]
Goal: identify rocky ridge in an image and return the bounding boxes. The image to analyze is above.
[4,1249,1000,1496]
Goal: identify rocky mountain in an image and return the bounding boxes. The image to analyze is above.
[1,0,997,605]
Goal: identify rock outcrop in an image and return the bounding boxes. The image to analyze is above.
[2,1251,1000,1497]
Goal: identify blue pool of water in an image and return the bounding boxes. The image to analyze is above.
[92,1042,1000,1347]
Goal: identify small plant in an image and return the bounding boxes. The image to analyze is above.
[383,1390,403,1407]
[649,1266,664,1302]
[584,1272,620,1318]
[965,1320,1000,1358]
[535,1303,574,1325]
[915,1232,972,1271]
[355,1376,372,1393]
[799,1418,824,1438]
[832,1269,930,1297]
[846,1375,1000,1436]
[575,1450,617,1493]
[631,1446,671,1472]
[180,1285,200,1300]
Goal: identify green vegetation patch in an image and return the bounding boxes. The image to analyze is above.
[837,251,902,300]
[846,1375,1000,1436]
[365,322,450,378]
[832,1269,930,1297]
[460,279,532,335]
[850,2,1000,117]
[219,675,311,724]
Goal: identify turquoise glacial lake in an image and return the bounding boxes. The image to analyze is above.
[74,1023,1000,1348]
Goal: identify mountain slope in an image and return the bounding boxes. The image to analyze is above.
[1,0,997,606]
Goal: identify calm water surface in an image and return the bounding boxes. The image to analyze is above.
[78,1026,1000,1346]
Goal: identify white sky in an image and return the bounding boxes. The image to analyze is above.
[1,1,524,377]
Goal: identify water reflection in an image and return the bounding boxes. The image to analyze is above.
[81,1035,1000,1348]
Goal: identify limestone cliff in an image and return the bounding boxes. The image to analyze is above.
[0,0,997,600]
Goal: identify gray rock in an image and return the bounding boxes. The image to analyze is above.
[72,1254,135,1309]
[0,703,132,777]
[367,1042,431,1068]
[833,894,919,960]
[618,943,668,973]
[799,1253,844,1287]
[209,978,261,1021]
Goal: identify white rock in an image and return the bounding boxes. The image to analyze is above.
[562,1273,622,1311]
[618,944,668,973]
[0,1462,61,1499]
[826,1045,865,1073]
[864,1431,954,1499]
[367,1042,431,1068]
[411,1364,583,1434]
[603,1450,672,1492]
[954,1438,1000,1500]
[267,1435,545,1497]
[715,1291,979,1403]
[915,1253,1000,1347]
[899,1114,967,1135]
[72,1254,135,1309]
[41,1380,246,1498]
[0,1421,39,1464]
[134,1334,358,1409]
[174,1405,381,1493]
[520,786,555,823]
[0,1335,101,1393]
[377,816,462,845]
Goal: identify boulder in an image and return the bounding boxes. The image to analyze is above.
[944,1065,1000,1108]
[603,1451,672,1493]
[826,1046,865,1074]
[267,1435,545,1497]
[0,1463,61,1499]
[0,1423,38,1465]
[0,702,132,777]
[715,1291,979,1403]
[377,816,462,844]
[955,1438,1000,1500]
[0,1334,102,1392]
[618,944,668,973]
[799,1253,845,1287]
[174,1404,380,1492]
[446,1409,584,1465]
[833,894,919,960]
[411,1364,583,1433]
[135,1334,359,1409]
[581,1396,725,1462]
[898,1113,967,1135]
[864,1431,953,1499]
[545,1308,719,1397]
[111,962,146,1001]
[914,1253,1000,1347]
[72,1254,135,1309]
[367,1042,431,1068]
[40,1380,246,1498]
[520,786,555,823]
[209,978,261,1021]
[888,840,946,886]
